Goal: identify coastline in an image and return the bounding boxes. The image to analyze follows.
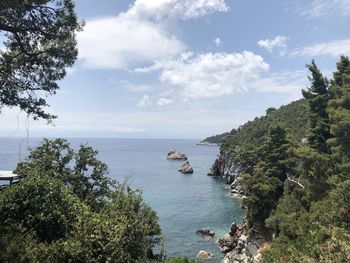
[207,152,265,262]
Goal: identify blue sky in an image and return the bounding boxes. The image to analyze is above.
[1,0,350,139]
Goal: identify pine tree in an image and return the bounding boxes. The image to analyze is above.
[241,124,291,225]
[328,56,350,175]
[302,60,331,154]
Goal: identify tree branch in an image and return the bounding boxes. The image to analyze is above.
[287,175,305,188]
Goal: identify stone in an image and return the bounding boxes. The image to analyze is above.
[222,250,248,263]
[196,228,215,237]
[218,234,236,253]
[254,253,263,262]
[196,250,213,260]
[245,242,259,258]
[229,222,238,236]
[178,161,193,174]
[235,240,245,253]
[167,149,188,160]
[238,234,247,242]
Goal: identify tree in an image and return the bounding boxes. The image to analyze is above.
[327,56,350,176]
[15,138,117,211]
[0,0,82,121]
[1,139,163,262]
[302,60,331,154]
[241,124,291,225]
[0,174,85,242]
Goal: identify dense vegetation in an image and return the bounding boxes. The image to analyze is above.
[0,0,82,121]
[204,99,309,152]
[217,56,350,262]
[201,131,231,144]
[0,139,164,262]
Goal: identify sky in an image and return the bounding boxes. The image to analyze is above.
[1,0,350,139]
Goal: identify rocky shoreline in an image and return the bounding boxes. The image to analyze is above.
[208,152,265,262]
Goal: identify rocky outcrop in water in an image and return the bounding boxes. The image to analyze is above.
[178,161,193,174]
[196,228,215,238]
[167,149,188,160]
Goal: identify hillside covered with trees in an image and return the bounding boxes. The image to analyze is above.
[214,56,350,262]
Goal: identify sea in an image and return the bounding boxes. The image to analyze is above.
[0,137,243,262]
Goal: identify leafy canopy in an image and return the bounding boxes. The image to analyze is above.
[0,0,82,121]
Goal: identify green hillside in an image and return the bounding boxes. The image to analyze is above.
[203,99,309,153]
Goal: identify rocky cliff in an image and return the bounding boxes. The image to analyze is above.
[207,152,239,184]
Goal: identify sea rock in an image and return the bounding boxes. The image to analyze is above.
[197,228,215,238]
[229,222,238,236]
[167,149,188,160]
[221,250,248,263]
[218,234,236,253]
[196,250,213,261]
[178,161,193,174]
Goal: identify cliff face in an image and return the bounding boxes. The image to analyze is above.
[207,152,240,185]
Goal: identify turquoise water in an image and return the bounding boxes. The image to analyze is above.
[0,138,243,262]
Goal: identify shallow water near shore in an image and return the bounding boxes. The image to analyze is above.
[0,137,244,262]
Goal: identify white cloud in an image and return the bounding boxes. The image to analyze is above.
[137,51,269,99]
[213,37,223,47]
[78,17,185,69]
[78,0,229,69]
[290,39,350,57]
[257,36,289,55]
[157,97,175,106]
[301,0,350,18]
[137,95,152,107]
[130,0,229,20]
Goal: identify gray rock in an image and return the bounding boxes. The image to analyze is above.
[245,242,259,258]
[197,228,215,237]
[221,250,247,263]
[218,234,236,253]
[235,240,245,253]
[167,149,188,160]
[196,250,213,261]
[178,161,193,174]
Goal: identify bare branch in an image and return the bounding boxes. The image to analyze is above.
[287,175,305,188]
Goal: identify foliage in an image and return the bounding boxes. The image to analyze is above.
[260,57,350,261]
[219,99,308,153]
[215,56,350,262]
[240,124,291,225]
[327,56,350,176]
[0,139,162,262]
[15,138,118,212]
[0,0,82,121]
[302,60,331,153]
[0,174,84,242]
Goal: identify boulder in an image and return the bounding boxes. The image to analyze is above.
[221,250,247,263]
[178,161,193,174]
[245,242,259,258]
[218,234,236,253]
[196,228,215,237]
[196,250,213,261]
[229,222,238,236]
[167,149,188,160]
